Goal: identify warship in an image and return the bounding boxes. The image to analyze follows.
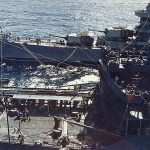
[0,29,107,65]
[96,3,150,51]
[1,3,150,65]
[96,27,134,50]
[88,49,150,149]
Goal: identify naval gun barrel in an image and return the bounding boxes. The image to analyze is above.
[88,28,106,33]
[49,34,68,40]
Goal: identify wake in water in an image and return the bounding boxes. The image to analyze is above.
[2,64,99,88]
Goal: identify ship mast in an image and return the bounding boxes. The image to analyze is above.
[4,98,11,143]
[0,26,2,88]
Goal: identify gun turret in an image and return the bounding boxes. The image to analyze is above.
[49,31,94,47]
[66,31,94,47]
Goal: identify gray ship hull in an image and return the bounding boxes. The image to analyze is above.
[2,41,106,65]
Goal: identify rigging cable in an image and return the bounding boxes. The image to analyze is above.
[141,95,150,108]
[20,43,44,65]
[119,104,129,129]
[56,47,78,68]
[80,48,99,66]
[3,40,97,68]
[138,39,150,51]
[120,13,149,52]
[0,27,2,89]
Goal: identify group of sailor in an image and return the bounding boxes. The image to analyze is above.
[0,97,90,118]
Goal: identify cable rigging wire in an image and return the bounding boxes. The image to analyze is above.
[0,27,3,90]
[56,47,78,69]
[2,39,98,69]
[120,13,150,52]
[20,43,44,66]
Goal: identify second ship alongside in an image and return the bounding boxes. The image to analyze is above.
[0,3,150,65]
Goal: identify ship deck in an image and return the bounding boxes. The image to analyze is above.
[0,86,94,149]
[0,114,85,149]
[13,39,100,49]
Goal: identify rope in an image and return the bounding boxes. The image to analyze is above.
[56,47,78,68]
[3,40,97,68]
[141,95,150,108]
[0,25,101,69]
[79,48,99,66]
[3,41,57,62]
[119,104,129,129]
[20,43,44,65]
[138,39,150,51]
[54,116,122,138]
[0,30,3,90]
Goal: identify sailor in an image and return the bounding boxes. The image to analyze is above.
[74,113,81,122]
[36,38,41,44]
[74,84,78,93]
[21,108,30,122]
[25,108,30,121]
[53,116,61,129]
[17,37,20,41]
[36,38,39,44]
[0,99,4,106]
[115,76,119,83]
[51,117,62,140]
[77,130,85,140]
[0,104,4,113]
[121,80,125,88]
[18,132,25,145]
[60,136,69,148]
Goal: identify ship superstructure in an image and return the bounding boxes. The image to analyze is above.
[88,49,150,149]
[96,3,150,51]
[96,27,133,50]
[1,4,150,64]
[134,3,150,49]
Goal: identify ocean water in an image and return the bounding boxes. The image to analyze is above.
[0,0,149,38]
[0,0,149,87]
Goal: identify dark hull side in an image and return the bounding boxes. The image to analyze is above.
[91,81,150,150]
[0,143,60,150]
[106,136,150,150]
[1,42,107,65]
[93,79,127,131]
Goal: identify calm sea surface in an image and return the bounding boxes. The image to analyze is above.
[0,0,149,87]
[0,0,149,38]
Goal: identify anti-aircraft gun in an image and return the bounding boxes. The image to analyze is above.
[89,27,134,49]
[51,31,94,47]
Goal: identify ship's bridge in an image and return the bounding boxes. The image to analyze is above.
[135,3,150,18]
[135,25,150,33]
